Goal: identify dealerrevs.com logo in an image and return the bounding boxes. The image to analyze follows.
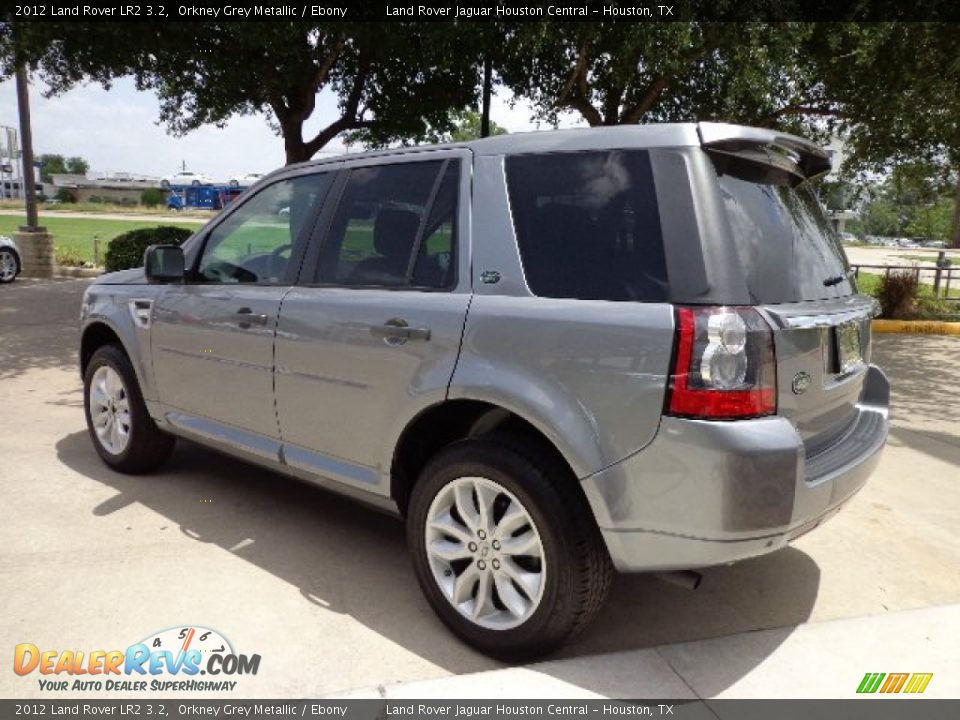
[13,626,260,692]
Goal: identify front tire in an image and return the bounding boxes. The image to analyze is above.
[407,437,613,660]
[83,344,175,473]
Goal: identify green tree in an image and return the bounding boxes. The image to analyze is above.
[496,20,960,244]
[860,196,901,238]
[420,108,508,145]
[36,153,88,182]
[1,23,482,164]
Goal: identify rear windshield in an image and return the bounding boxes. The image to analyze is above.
[505,150,668,302]
[716,172,854,302]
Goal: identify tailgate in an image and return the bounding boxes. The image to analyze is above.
[761,295,878,450]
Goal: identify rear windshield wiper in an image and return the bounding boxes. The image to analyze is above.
[823,271,852,287]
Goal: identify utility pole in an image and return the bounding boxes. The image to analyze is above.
[13,63,52,277]
[15,65,40,231]
[480,57,492,138]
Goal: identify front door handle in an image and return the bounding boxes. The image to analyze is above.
[370,318,431,344]
[236,307,269,329]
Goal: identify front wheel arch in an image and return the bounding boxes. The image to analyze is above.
[80,322,125,379]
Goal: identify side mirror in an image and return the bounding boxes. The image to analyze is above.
[144,244,185,283]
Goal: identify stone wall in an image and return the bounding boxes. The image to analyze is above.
[12,231,55,278]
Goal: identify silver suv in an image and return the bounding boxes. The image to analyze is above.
[80,123,889,659]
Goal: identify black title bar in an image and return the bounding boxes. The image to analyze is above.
[4,0,960,22]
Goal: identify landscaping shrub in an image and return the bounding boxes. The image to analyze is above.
[88,196,103,204]
[876,270,919,319]
[104,225,193,272]
[55,187,75,203]
[54,246,87,267]
[140,187,165,208]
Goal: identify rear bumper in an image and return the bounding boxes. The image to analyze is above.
[582,364,889,572]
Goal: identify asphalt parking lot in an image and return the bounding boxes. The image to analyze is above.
[2,278,959,698]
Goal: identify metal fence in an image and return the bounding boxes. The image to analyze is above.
[851,251,958,302]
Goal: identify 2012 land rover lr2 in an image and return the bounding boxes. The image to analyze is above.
[80,123,889,659]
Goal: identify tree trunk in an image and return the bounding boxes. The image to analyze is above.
[951,170,960,249]
[278,113,310,165]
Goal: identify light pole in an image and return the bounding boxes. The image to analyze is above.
[15,64,41,232]
[13,63,52,277]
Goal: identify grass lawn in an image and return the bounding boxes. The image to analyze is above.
[0,216,204,265]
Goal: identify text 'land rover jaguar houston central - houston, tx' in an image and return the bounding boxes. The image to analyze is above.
[79,123,889,659]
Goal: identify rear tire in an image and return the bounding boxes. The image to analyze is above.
[407,436,613,661]
[83,344,175,473]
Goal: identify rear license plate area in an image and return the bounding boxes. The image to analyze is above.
[831,321,864,376]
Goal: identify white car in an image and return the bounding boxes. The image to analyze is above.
[229,173,263,187]
[161,171,214,188]
[0,236,21,283]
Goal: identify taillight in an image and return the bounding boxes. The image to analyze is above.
[666,306,777,420]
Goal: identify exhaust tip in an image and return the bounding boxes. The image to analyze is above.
[653,570,703,591]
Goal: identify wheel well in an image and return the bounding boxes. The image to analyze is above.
[2,246,20,272]
[391,400,576,515]
[80,323,123,377]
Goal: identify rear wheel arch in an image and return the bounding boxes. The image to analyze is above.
[390,399,585,517]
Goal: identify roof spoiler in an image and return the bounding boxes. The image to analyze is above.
[697,122,833,183]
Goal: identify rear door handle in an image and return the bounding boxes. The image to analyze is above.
[236,307,269,329]
[371,319,431,343]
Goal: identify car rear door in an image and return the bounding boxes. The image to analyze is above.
[274,151,471,494]
[151,170,335,453]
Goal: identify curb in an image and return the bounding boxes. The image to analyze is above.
[872,319,960,336]
[54,266,103,279]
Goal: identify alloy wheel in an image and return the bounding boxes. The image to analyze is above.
[89,366,132,455]
[425,476,546,630]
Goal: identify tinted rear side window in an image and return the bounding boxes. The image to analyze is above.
[505,151,668,302]
[317,160,457,289]
[716,173,854,302]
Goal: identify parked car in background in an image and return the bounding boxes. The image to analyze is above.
[161,171,214,188]
[78,123,889,659]
[838,231,858,244]
[0,235,22,283]
[229,173,263,187]
[925,240,947,249]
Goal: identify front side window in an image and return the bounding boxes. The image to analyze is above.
[505,150,667,302]
[196,173,332,284]
[317,160,458,289]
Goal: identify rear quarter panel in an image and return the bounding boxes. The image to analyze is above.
[457,154,677,478]
[450,296,675,478]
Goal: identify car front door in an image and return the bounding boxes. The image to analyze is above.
[274,152,471,493]
[151,171,334,455]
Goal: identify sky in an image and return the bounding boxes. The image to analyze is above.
[0,76,582,181]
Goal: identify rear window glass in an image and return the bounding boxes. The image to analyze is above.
[716,173,854,302]
[505,151,668,302]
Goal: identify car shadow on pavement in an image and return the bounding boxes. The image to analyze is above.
[55,430,820,693]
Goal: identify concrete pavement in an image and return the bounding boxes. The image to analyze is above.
[1,278,959,699]
[334,604,960,699]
